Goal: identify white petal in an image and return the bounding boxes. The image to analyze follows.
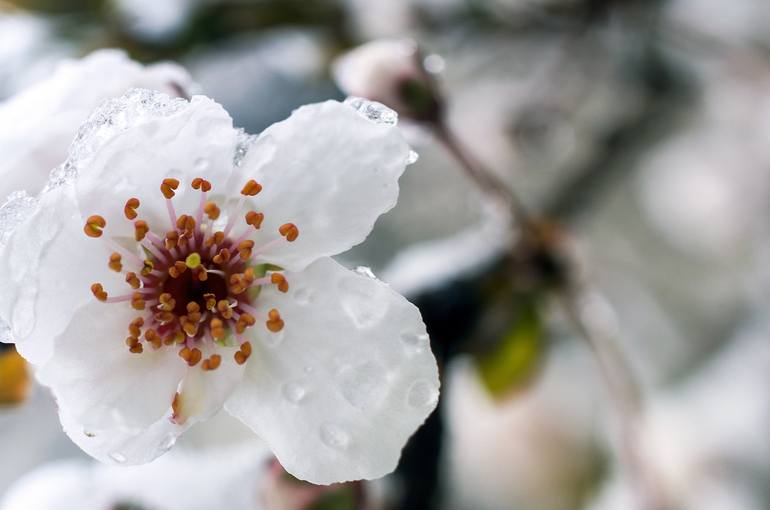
[0,185,121,365]
[0,49,193,200]
[224,257,439,484]
[72,91,238,239]
[173,345,245,426]
[39,301,186,462]
[236,100,410,271]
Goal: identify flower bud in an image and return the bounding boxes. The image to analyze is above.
[333,38,443,123]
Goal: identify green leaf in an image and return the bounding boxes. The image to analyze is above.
[475,301,543,399]
[309,485,358,510]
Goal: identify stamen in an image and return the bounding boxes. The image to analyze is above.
[270,273,289,293]
[217,300,234,319]
[178,346,202,367]
[108,253,122,272]
[124,198,140,220]
[168,261,187,279]
[160,178,180,199]
[234,341,252,365]
[210,318,225,341]
[266,308,284,332]
[204,202,220,220]
[83,215,106,238]
[203,293,217,311]
[201,354,221,371]
[240,180,262,196]
[191,178,212,192]
[91,283,108,301]
[245,211,264,229]
[131,292,146,310]
[279,223,299,242]
[134,220,149,242]
[125,272,141,289]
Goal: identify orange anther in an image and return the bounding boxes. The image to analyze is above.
[279,223,299,242]
[203,202,220,220]
[270,273,289,293]
[179,347,191,362]
[266,308,284,332]
[125,272,141,289]
[176,214,195,233]
[108,252,122,272]
[217,300,233,319]
[144,329,162,349]
[187,347,202,367]
[90,283,108,301]
[131,292,146,310]
[128,317,144,338]
[134,220,149,242]
[125,336,139,348]
[202,354,221,371]
[245,211,264,229]
[203,293,217,311]
[161,178,180,199]
[129,343,144,354]
[124,198,140,220]
[210,319,225,340]
[234,341,252,365]
[165,231,179,250]
[84,215,106,238]
[191,178,212,192]
[158,293,176,311]
[241,179,262,196]
[168,261,187,278]
[213,248,231,265]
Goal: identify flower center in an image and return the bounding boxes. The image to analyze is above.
[84,176,298,372]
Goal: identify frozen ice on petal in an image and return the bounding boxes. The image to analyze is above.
[344,96,398,126]
[406,149,419,165]
[0,191,37,248]
[354,265,377,279]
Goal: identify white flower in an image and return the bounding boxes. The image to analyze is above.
[0,49,193,201]
[0,447,267,510]
[333,39,441,122]
[0,89,439,485]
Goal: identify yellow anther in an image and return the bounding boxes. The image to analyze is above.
[245,211,264,229]
[84,215,106,238]
[141,259,154,276]
[241,179,262,196]
[158,293,176,311]
[210,318,226,341]
[266,308,284,332]
[131,292,146,311]
[161,178,180,199]
[203,293,217,311]
[128,317,144,338]
[217,300,233,319]
[279,223,299,242]
[185,252,201,269]
[124,198,140,220]
[176,214,195,233]
[134,220,149,242]
[90,283,108,301]
[191,178,212,192]
[203,202,220,220]
[108,252,122,272]
[165,231,179,250]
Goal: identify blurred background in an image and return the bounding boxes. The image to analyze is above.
[1,0,770,509]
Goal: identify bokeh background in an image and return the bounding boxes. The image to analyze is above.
[1,0,770,509]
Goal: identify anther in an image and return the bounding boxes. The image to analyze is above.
[217,300,233,319]
[237,240,254,260]
[91,283,108,301]
[128,317,144,338]
[270,273,289,293]
[129,341,144,354]
[144,329,162,349]
[202,354,221,371]
[204,231,225,248]
[241,179,262,196]
[245,211,264,229]
[131,292,146,310]
[141,259,154,276]
[195,266,208,282]
[108,253,122,272]
[213,248,231,265]
[84,215,106,238]
[266,308,284,332]
[279,223,299,242]
[187,347,202,367]
[204,202,220,220]
[124,198,140,220]
[210,318,226,341]
[176,214,195,233]
[191,178,212,192]
[165,231,179,250]
[168,261,187,278]
[203,293,217,311]
[125,272,141,289]
[234,341,252,364]
[134,220,149,242]
[161,178,180,199]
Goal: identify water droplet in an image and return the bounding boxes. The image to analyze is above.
[338,276,388,329]
[319,423,351,450]
[406,150,419,165]
[194,157,209,172]
[338,362,387,410]
[304,365,314,374]
[344,97,398,126]
[354,266,376,279]
[282,381,308,404]
[109,452,127,463]
[0,191,37,249]
[407,380,439,409]
[293,287,315,305]
[400,331,429,353]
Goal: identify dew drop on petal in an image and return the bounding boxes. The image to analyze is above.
[354,266,376,279]
[194,157,210,172]
[406,150,419,165]
[109,452,127,463]
[282,381,308,404]
[0,191,37,249]
[160,434,177,452]
[400,331,429,353]
[407,380,439,409]
[293,287,315,305]
[319,423,351,451]
[344,97,398,126]
[338,276,388,329]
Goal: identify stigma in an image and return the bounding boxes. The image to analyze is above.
[85,177,298,371]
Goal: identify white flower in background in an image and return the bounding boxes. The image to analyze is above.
[333,38,442,122]
[0,49,193,201]
[0,447,267,510]
[0,89,439,484]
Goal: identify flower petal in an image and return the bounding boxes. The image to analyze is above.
[236,100,410,271]
[224,257,439,484]
[0,185,121,365]
[72,91,238,239]
[39,301,186,454]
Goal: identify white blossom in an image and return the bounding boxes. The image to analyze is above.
[0,89,439,485]
[0,49,194,201]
